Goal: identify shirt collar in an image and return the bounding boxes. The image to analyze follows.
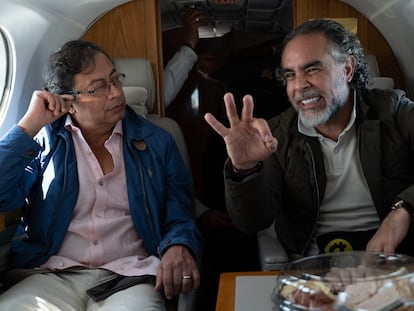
[64,115,123,136]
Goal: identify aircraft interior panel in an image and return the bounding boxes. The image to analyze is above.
[0,0,131,137]
[343,0,414,97]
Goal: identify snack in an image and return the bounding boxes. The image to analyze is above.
[279,278,337,310]
[277,264,414,310]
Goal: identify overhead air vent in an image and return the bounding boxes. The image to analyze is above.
[161,0,293,35]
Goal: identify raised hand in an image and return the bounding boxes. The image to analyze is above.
[204,92,278,170]
[18,90,74,137]
[182,9,210,49]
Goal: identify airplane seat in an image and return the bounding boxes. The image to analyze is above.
[115,57,206,311]
[365,54,395,89]
[256,221,288,271]
[114,57,208,213]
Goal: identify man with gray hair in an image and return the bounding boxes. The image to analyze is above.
[205,19,414,259]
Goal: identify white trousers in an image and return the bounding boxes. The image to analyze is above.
[0,268,166,311]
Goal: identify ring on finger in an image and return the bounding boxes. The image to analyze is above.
[182,275,192,280]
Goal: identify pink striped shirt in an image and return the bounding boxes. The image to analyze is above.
[40,116,159,276]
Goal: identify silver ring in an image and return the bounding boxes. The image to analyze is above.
[182,275,192,280]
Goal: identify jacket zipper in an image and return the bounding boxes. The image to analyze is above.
[302,142,321,256]
[43,133,68,255]
[136,154,161,257]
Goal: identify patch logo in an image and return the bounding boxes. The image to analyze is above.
[324,239,353,253]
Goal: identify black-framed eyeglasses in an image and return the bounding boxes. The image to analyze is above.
[66,72,126,97]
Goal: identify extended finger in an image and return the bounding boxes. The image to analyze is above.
[181,274,192,293]
[223,92,240,127]
[241,94,254,122]
[204,113,229,138]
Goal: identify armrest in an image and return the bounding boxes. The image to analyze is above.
[166,291,197,311]
[257,225,288,271]
[0,209,24,273]
[0,209,23,232]
[0,224,17,273]
[177,291,197,311]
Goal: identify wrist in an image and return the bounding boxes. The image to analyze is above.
[230,161,263,181]
[18,120,38,138]
[391,200,414,221]
[183,42,195,50]
[232,162,262,173]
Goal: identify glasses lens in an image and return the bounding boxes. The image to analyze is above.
[72,73,126,97]
[91,83,108,97]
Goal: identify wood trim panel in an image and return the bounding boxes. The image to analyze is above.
[82,0,164,114]
[293,0,405,90]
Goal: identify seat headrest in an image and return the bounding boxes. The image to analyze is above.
[365,54,380,77]
[114,58,155,116]
[365,54,394,89]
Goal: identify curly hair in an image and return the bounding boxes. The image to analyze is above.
[279,19,370,89]
[42,40,113,94]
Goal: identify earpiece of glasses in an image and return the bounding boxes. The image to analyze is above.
[67,72,126,97]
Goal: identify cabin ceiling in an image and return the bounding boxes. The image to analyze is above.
[161,0,293,36]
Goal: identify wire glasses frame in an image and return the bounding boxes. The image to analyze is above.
[66,72,126,97]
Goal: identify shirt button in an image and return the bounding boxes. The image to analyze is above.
[59,261,65,267]
[93,240,98,245]
[98,181,104,186]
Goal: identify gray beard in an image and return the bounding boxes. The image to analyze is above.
[298,99,344,128]
[298,74,348,128]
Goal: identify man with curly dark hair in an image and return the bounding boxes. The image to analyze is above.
[205,19,414,259]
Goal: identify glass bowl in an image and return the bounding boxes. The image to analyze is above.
[272,251,414,311]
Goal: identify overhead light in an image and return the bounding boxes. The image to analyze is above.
[198,21,233,38]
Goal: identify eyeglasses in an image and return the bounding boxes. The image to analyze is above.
[67,72,126,97]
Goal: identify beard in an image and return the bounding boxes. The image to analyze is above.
[294,73,348,128]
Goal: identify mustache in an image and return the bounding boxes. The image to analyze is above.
[293,89,321,103]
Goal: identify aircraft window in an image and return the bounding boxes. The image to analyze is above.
[0,29,11,123]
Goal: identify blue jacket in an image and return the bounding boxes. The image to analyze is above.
[0,106,202,269]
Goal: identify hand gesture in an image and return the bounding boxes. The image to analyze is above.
[204,92,278,170]
[18,90,74,137]
[155,245,200,300]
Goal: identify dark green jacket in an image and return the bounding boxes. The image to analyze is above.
[224,88,414,258]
